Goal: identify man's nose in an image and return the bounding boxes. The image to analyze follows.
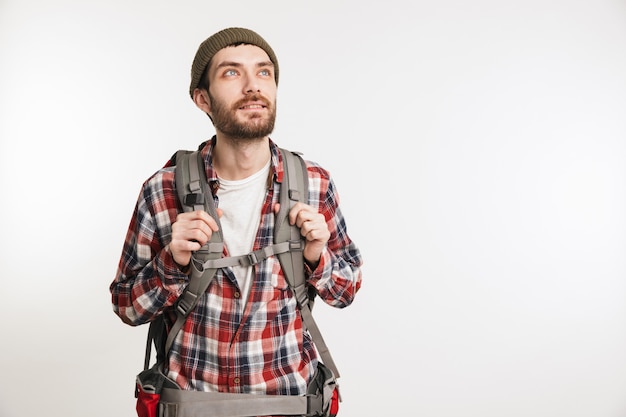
[243,72,260,94]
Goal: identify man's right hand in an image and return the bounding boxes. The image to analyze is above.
[169,210,221,268]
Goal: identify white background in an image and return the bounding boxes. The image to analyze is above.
[1,1,625,416]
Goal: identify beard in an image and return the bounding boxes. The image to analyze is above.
[209,93,276,140]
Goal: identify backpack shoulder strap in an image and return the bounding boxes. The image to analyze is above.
[143,149,224,370]
[275,148,340,378]
[274,148,308,302]
[169,149,224,348]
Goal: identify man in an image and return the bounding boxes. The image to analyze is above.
[110,27,363,414]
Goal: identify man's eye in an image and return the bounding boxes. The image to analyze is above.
[259,69,271,76]
[225,69,238,76]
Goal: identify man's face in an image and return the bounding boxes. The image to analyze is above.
[205,44,277,140]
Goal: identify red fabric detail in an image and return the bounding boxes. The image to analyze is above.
[329,388,340,416]
[136,383,160,417]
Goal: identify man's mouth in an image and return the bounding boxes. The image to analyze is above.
[240,103,266,110]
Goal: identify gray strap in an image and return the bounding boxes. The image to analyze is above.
[164,150,225,354]
[198,240,300,269]
[183,149,210,212]
[299,303,339,378]
[276,149,340,378]
[160,388,308,417]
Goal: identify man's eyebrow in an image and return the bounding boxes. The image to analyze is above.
[215,60,274,70]
[215,61,242,70]
[256,61,274,68]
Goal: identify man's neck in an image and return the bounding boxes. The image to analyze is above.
[212,134,271,180]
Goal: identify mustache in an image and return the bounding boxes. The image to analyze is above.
[233,94,271,109]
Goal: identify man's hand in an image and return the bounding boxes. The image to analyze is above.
[169,210,221,268]
[275,202,330,268]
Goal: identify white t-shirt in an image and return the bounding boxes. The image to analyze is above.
[216,159,271,305]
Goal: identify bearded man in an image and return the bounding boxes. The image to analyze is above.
[110,27,363,417]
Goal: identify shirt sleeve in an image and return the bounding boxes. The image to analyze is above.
[305,164,363,308]
[110,169,189,326]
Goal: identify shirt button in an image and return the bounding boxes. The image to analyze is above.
[234,291,240,298]
[233,377,240,384]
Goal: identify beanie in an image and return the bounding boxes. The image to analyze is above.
[189,27,279,99]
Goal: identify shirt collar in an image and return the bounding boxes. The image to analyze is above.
[200,136,286,194]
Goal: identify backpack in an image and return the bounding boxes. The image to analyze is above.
[135,143,340,417]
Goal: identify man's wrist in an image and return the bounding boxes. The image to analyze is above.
[165,244,191,275]
[176,261,191,274]
[304,258,319,271]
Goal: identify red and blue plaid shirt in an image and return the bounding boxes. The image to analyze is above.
[110,137,363,396]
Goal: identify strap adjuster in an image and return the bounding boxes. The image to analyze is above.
[184,193,204,206]
[288,189,301,201]
[176,292,198,315]
[289,239,304,251]
[240,252,258,266]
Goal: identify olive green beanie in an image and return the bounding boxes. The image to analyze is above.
[189,27,279,98]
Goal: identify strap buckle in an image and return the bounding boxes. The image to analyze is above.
[239,252,259,267]
[176,292,198,316]
[289,239,304,251]
[184,193,204,206]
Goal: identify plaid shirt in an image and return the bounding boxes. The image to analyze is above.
[110,137,363,396]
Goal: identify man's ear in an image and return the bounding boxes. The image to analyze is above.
[193,88,212,114]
